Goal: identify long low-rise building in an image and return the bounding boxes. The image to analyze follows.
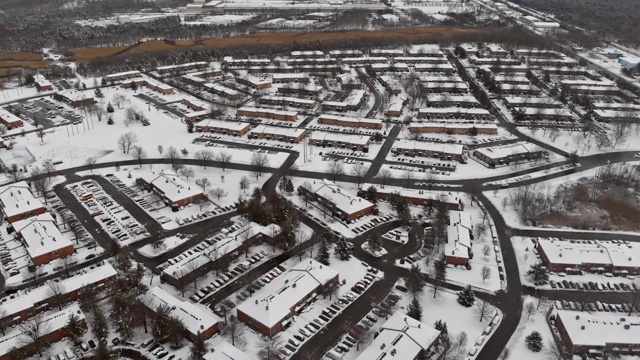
[445,211,472,265]
[503,96,562,108]
[309,132,372,152]
[361,183,461,210]
[272,73,309,84]
[236,259,339,336]
[592,102,640,111]
[299,180,375,221]
[393,139,466,161]
[593,109,639,122]
[204,83,242,100]
[237,106,298,121]
[258,95,317,109]
[194,119,251,136]
[409,122,498,135]
[104,70,141,83]
[426,95,479,108]
[473,142,547,167]
[156,61,208,74]
[0,305,86,360]
[417,107,491,120]
[537,238,640,275]
[513,107,574,121]
[248,125,306,143]
[414,63,455,73]
[277,83,324,96]
[318,114,382,129]
[420,82,469,93]
[554,310,640,356]
[140,287,220,340]
[237,74,272,90]
[121,77,174,94]
[0,264,116,324]
[323,89,366,112]
[53,90,96,107]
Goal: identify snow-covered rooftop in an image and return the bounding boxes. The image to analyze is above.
[0,181,44,219]
[141,287,221,336]
[14,212,73,260]
[361,184,460,206]
[309,132,371,146]
[418,107,490,117]
[236,259,338,329]
[446,224,471,260]
[538,238,640,269]
[0,304,85,358]
[248,125,306,138]
[394,139,464,156]
[0,107,23,124]
[449,210,471,229]
[356,312,440,360]
[556,310,640,348]
[318,114,382,126]
[140,172,203,203]
[306,180,374,216]
[204,341,252,360]
[474,142,538,159]
[195,119,251,132]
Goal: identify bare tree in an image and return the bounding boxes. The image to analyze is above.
[480,266,492,283]
[474,299,492,322]
[225,315,245,347]
[351,162,368,186]
[251,152,269,179]
[209,187,228,201]
[525,301,536,319]
[194,149,214,168]
[327,161,344,182]
[132,146,146,167]
[546,339,566,360]
[195,178,211,192]
[482,244,491,259]
[25,265,44,287]
[239,176,250,194]
[36,126,46,143]
[164,146,180,167]
[257,335,283,360]
[178,167,195,181]
[117,132,138,154]
[157,144,164,155]
[18,314,49,357]
[498,348,511,360]
[85,157,97,172]
[378,168,392,185]
[112,94,126,109]
[217,151,232,172]
[47,281,66,311]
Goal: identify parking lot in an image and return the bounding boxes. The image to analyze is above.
[8,97,83,128]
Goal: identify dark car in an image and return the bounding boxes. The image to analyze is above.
[88,340,97,349]
[395,285,407,293]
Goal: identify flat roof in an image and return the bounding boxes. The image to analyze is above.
[141,287,220,336]
[446,224,471,259]
[318,114,382,125]
[140,172,203,203]
[307,179,374,215]
[260,95,316,105]
[309,131,371,146]
[474,142,537,159]
[0,181,44,219]
[248,125,306,138]
[418,107,490,116]
[236,259,338,329]
[14,212,73,260]
[238,106,298,117]
[426,95,478,103]
[361,183,459,205]
[195,119,251,131]
[556,310,640,347]
[409,123,498,130]
[538,238,640,268]
[395,139,464,155]
[356,312,440,360]
[0,108,23,123]
[204,341,252,360]
[204,82,240,96]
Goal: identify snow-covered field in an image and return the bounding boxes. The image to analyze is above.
[502,295,555,360]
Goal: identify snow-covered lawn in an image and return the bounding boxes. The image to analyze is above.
[137,235,190,258]
[361,242,388,257]
[503,295,555,360]
[520,126,640,156]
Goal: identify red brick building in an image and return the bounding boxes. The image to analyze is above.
[298,180,374,221]
[13,212,75,265]
[137,172,204,209]
[0,181,46,223]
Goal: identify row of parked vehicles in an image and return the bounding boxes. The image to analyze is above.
[141,339,177,359]
[555,300,638,313]
[70,180,146,243]
[0,239,19,277]
[326,290,399,360]
[549,279,640,292]
[351,215,395,235]
[48,192,95,247]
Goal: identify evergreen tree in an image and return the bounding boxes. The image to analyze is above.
[526,262,549,286]
[95,340,111,360]
[106,102,114,113]
[364,186,378,203]
[66,313,85,344]
[406,297,423,321]
[334,238,353,261]
[368,233,382,252]
[129,81,137,91]
[107,117,114,125]
[92,307,109,339]
[284,178,295,195]
[525,331,543,352]
[457,285,476,307]
[405,263,425,298]
[317,240,330,265]
[434,320,448,338]
[186,121,194,133]
[190,331,208,360]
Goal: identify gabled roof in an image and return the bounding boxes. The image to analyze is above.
[140,172,203,203]
[305,180,373,215]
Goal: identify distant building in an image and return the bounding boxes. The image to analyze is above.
[247,125,306,143]
[237,107,298,122]
[204,341,252,360]
[139,287,220,340]
[0,181,46,223]
[137,172,204,209]
[392,139,466,162]
[618,57,640,68]
[53,90,96,108]
[445,211,472,266]
[194,119,251,136]
[318,114,382,130]
[34,74,54,91]
[473,142,547,167]
[355,312,441,360]
[237,75,272,90]
[236,259,339,336]
[361,183,461,210]
[308,132,372,152]
[0,107,23,128]
[299,180,374,221]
